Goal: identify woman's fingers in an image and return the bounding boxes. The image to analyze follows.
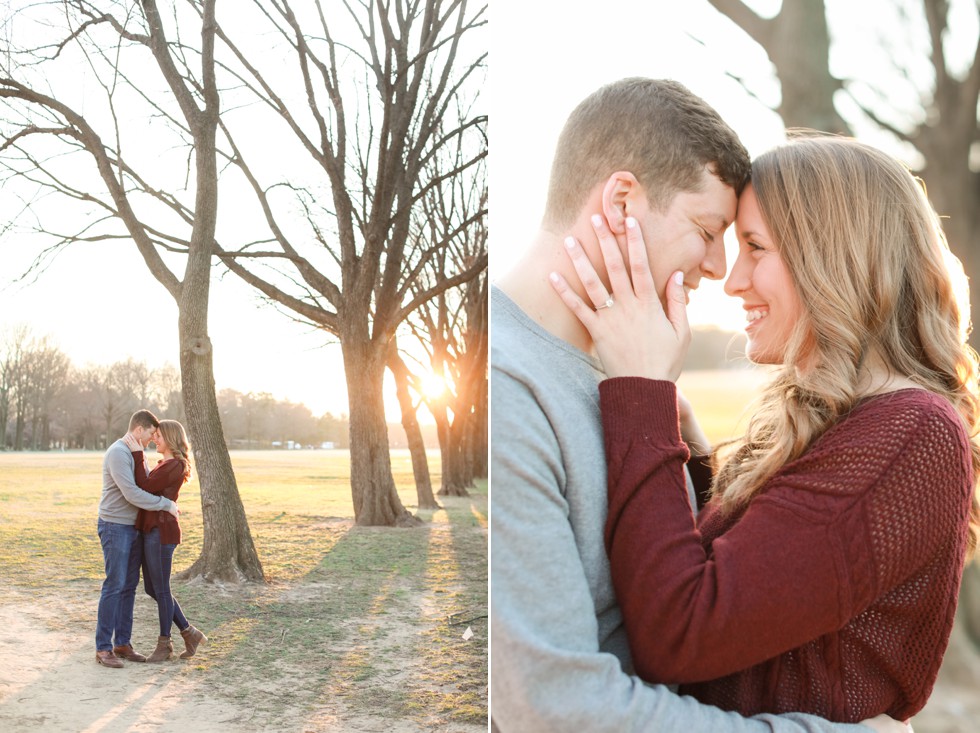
[590,214,632,298]
[664,270,691,348]
[625,216,658,301]
[563,236,612,310]
[549,271,599,332]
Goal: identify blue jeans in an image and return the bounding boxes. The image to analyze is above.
[142,527,188,637]
[95,519,143,651]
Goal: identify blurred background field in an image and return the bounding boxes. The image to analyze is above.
[677,368,768,445]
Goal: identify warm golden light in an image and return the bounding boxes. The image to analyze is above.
[422,373,448,400]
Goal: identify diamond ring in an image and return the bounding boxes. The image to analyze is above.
[595,297,614,311]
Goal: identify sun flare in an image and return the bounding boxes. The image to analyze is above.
[421,373,448,400]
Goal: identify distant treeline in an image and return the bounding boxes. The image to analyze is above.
[1,325,741,452]
[0,329,424,451]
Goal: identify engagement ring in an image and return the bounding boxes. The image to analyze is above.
[596,297,614,311]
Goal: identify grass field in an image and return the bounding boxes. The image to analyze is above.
[676,368,770,445]
[0,449,487,732]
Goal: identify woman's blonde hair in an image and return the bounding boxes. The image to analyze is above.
[158,419,192,482]
[713,134,980,554]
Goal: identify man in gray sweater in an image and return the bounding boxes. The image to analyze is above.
[95,409,179,668]
[490,79,905,732]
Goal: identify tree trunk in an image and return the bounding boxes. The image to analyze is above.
[767,1,848,135]
[708,0,849,136]
[469,373,488,478]
[915,113,980,352]
[388,349,440,510]
[344,341,418,526]
[435,410,470,497]
[0,385,8,450]
[172,40,264,581]
[13,402,24,450]
[175,327,264,582]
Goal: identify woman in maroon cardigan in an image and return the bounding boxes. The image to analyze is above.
[549,136,980,723]
[124,419,207,662]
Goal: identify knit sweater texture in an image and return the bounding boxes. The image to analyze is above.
[132,451,185,544]
[600,378,973,723]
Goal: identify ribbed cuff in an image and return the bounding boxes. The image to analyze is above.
[599,377,682,444]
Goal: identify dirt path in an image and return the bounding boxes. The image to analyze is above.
[0,570,484,732]
[0,579,481,732]
[0,509,487,732]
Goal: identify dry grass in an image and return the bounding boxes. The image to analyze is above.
[0,449,487,732]
[676,368,770,444]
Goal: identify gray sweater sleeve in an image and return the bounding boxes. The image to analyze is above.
[489,366,869,733]
[105,444,174,512]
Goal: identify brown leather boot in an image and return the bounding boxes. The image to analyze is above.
[112,644,146,662]
[179,625,208,659]
[96,650,124,668]
[145,636,173,663]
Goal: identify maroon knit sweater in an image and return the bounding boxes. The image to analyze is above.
[600,378,973,723]
[133,451,186,545]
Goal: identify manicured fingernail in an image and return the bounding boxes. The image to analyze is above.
[673,271,684,285]
[549,272,559,283]
[626,217,637,229]
[591,214,602,228]
[564,236,575,249]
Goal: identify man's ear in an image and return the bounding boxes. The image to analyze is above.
[601,171,640,235]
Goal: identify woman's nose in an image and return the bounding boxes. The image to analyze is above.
[724,253,750,296]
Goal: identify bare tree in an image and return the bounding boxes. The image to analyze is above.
[426,269,487,497]
[0,325,31,450]
[706,0,850,135]
[208,0,488,525]
[62,365,104,449]
[387,342,440,510]
[151,362,184,421]
[0,0,262,581]
[404,148,487,496]
[23,336,70,450]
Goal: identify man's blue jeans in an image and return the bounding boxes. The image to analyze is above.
[95,519,143,651]
[142,527,188,636]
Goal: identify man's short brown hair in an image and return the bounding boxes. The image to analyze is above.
[543,78,750,228]
[129,409,160,432]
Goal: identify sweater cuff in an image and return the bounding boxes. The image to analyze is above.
[599,377,682,445]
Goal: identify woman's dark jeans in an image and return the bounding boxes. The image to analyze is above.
[142,527,189,637]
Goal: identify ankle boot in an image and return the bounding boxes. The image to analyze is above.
[146,636,173,663]
[112,644,146,662]
[179,625,208,659]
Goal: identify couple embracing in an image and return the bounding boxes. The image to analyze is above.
[492,78,979,731]
[95,410,207,668]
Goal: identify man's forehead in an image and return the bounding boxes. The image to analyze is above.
[701,184,738,228]
[700,211,731,229]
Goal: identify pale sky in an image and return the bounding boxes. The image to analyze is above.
[490,0,977,330]
[0,241,349,415]
[3,0,975,414]
[0,1,488,421]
